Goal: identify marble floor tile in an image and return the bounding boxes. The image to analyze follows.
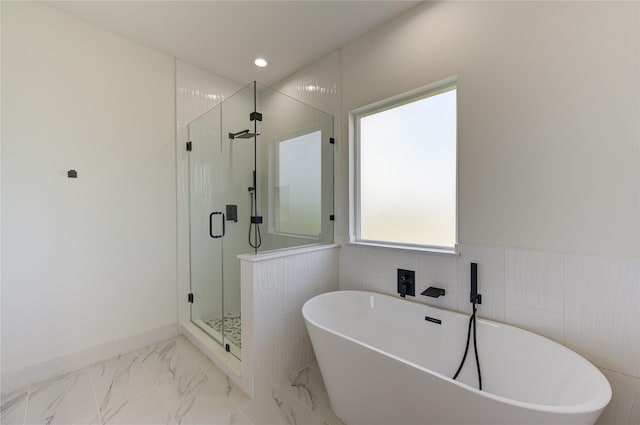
[6,334,334,425]
[138,338,203,401]
[286,366,345,425]
[205,366,251,407]
[90,352,154,416]
[137,338,182,381]
[167,373,236,425]
[174,336,219,372]
[215,410,253,425]
[240,386,326,425]
[25,370,98,425]
[1,386,29,425]
[100,390,175,425]
[71,413,101,425]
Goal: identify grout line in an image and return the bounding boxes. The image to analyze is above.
[86,366,102,425]
[599,366,640,381]
[235,408,254,425]
[277,382,329,424]
[21,383,31,425]
[139,339,180,425]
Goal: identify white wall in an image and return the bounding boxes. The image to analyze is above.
[1,2,177,379]
[332,2,640,424]
[339,1,639,257]
[271,50,341,127]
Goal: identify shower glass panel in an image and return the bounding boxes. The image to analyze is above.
[219,83,257,358]
[255,83,334,251]
[188,104,224,349]
[188,81,332,361]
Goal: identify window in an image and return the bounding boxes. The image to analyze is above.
[352,79,457,251]
[272,130,322,237]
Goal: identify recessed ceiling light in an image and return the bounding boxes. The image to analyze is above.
[254,58,268,68]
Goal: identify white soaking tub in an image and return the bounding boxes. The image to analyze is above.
[302,290,611,425]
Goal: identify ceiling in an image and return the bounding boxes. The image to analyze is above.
[48,1,422,86]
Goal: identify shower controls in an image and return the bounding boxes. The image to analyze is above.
[397,269,415,298]
[226,205,238,222]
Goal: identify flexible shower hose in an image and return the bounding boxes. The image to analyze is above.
[452,301,483,390]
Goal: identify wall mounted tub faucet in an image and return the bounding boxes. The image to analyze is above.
[421,287,446,298]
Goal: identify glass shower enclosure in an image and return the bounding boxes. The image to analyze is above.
[187,82,333,359]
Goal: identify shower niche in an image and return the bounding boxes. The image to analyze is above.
[187,82,334,360]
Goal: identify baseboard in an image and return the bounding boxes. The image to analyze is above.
[1,323,178,393]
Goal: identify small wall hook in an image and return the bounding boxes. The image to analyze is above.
[67,170,77,178]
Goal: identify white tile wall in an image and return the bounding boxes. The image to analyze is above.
[505,248,566,314]
[456,245,506,321]
[339,244,363,290]
[418,252,458,310]
[363,246,391,295]
[597,368,640,425]
[253,285,283,394]
[240,245,340,397]
[504,303,565,344]
[281,311,312,380]
[340,243,640,424]
[283,255,312,314]
[176,60,241,132]
[565,255,640,378]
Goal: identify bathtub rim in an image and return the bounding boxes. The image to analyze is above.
[302,290,612,416]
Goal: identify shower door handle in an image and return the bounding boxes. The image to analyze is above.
[209,212,225,238]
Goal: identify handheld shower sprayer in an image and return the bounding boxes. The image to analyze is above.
[470,263,482,304]
[248,170,261,249]
[452,262,483,390]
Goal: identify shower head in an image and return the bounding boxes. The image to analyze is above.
[229,129,258,140]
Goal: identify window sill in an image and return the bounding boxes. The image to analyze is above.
[346,241,460,257]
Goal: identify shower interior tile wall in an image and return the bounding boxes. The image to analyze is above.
[339,243,640,425]
[175,60,241,326]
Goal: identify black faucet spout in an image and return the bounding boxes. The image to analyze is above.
[421,287,446,298]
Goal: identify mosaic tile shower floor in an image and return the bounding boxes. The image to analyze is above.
[204,311,242,349]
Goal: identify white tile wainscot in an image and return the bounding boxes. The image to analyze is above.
[340,243,640,425]
[239,244,340,397]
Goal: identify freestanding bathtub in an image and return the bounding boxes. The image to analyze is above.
[302,291,611,425]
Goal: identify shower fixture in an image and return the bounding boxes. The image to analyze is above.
[229,129,258,140]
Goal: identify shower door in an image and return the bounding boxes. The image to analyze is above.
[188,105,226,350]
[188,83,256,360]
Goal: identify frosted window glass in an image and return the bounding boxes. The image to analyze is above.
[359,88,456,248]
[275,131,321,236]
